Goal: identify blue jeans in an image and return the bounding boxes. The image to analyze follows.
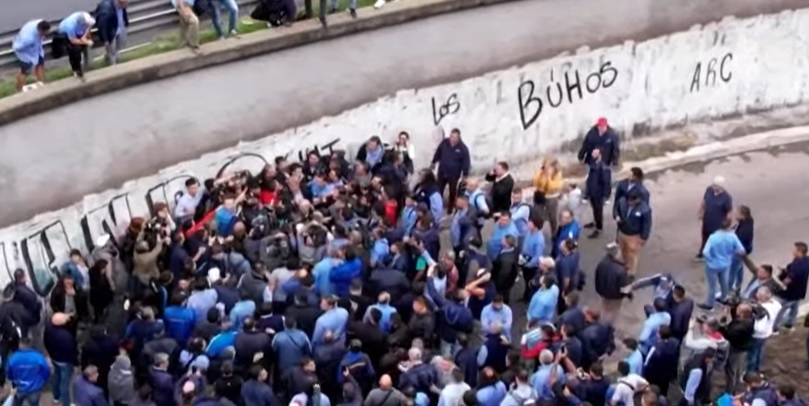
[746,338,765,372]
[729,256,744,291]
[13,392,41,406]
[210,0,239,38]
[704,266,729,307]
[774,300,799,330]
[330,0,358,11]
[52,361,73,406]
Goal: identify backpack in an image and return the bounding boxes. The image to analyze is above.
[473,193,495,220]
[519,203,544,229]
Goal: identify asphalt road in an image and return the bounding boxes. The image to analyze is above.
[480,141,809,344]
[0,0,98,33]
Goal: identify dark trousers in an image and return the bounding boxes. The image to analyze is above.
[521,266,538,300]
[66,42,88,76]
[438,176,461,214]
[304,0,327,18]
[698,227,712,256]
[590,197,605,230]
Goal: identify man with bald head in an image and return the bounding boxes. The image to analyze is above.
[364,374,408,406]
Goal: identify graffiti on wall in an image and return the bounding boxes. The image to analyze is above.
[518,61,618,130]
[0,138,343,297]
[690,53,733,93]
[431,93,461,126]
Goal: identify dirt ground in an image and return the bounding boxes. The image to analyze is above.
[760,326,809,399]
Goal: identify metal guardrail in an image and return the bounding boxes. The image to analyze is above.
[0,0,259,72]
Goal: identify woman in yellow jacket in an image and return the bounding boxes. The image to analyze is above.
[532,157,563,234]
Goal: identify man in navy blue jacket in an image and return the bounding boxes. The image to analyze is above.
[585,149,612,239]
[775,242,809,331]
[430,129,470,214]
[578,117,620,167]
[615,190,652,278]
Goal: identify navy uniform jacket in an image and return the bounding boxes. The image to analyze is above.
[612,180,650,217]
[616,200,652,240]
[586,160,612,201]
[578,126,620,166]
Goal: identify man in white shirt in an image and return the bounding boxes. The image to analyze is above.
[611,361,648,406]
[439,368,471,406]
[748,287,781,372]
[174,178,204,220]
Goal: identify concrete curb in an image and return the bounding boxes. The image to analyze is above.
[0,0,520,127]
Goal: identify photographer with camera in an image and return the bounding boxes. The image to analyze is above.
[747,287,781,373]
[719,303,755,394]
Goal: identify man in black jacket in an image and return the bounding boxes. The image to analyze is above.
[578,117,620,168]
[484,162,515,215]
[720,304,755,394]
[492,235,520,304]
[594,243,630,324]
[431,129,471,214]
[94,0,129,65]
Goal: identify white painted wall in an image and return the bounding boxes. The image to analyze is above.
[2,9,809,292]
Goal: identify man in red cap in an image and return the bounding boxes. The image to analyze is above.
[578,117,621,169]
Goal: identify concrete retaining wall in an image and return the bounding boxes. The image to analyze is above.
[1,8,809,292]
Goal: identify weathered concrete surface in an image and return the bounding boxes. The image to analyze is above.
[0,0,807,227]
[0,0,519,126]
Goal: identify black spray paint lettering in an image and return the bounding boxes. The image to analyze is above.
[690,53,733,93]
[6,138,341,296]
[431,93,461,126]
[518,61,618,130]
[294,138,341,163]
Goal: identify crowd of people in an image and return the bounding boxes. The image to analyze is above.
[0,118,807,406]
[10,0,401,93]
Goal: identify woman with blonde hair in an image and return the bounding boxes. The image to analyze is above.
[532,156,563,234]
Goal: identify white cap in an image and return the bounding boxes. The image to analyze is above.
[712,176,726,186]
[207,268,222,284]
[82,12,96,26]
[95,234,111,248]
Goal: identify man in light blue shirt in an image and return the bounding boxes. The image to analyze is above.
[527,275,559,323]
[55,11,95,78]
[509,189,531,238]
[12,19,51,92]
[699,218,745,310]
[487,212,518,260]
[520,218,545,301]
[312,296,349,346]
[481,296,513,341]
[638,298,671,353]
[623,338,644,375]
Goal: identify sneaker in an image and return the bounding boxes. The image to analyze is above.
[229,29,240,38]
[349,8,357,18]
[374,0,386,8]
